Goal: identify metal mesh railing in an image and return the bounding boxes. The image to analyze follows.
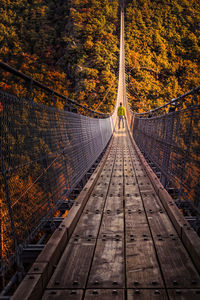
[126,86,200,213]
[0,81,116,279]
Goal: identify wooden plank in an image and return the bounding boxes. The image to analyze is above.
[91,186,110,197]
[72,212,102,239]
[158,188,189,236]
[124,168,134,177]
[104,195,123,211]
[47,240,95,289]
[124,190,143,209]
[85,289,124,300]
[11,274,43,300]
[125,211,150,236]
[42,289,83,300]
[154,238,200,288]
[141,192,163,212]
[138,183,155,193]
[28,262,49,288]
[147,212,178,238]
[168,289,200,300]
[99,174,113,182]
[112,174,123,179]
[84,195,106,212]
[127,289,168,300]
[125,184,140,196]
[182,226,200,273]
[87,239,124,288]
[95,181,109,190]
[126,239,164,288]
[124,161,133,169]
[124,175,137,185]
[108,184,123,196]
[61,203,84,238]
[35,223,68,276]
[99,212,124,238]
[134,171,147,178]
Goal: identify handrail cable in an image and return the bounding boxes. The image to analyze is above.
[0,61,113,118]
[133,85,200,117]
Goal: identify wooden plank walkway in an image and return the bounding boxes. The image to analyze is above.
[12,127,200,300]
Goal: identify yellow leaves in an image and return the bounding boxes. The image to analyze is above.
[55,101,64,110]
[82,67,99,78]
[127,51,139,69]
[84,40,94,50]
[99,85,105,93]
[78,91,86,101]
[126,0,200,113]
[83,79,96,92]
[36,5,48,16]
[0,0,119,114]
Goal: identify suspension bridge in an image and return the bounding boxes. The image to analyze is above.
[0,7,200,300]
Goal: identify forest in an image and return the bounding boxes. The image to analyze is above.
[0,0,199,112]
[0,0,119,112]
[125,0,200,112]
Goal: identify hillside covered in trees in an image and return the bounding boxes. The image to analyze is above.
[0,0,119,112]
[125,0,200,112]
[0,0,199,113]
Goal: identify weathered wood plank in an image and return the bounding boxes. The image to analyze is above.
[87,239,124,288]
[11,274,43,300]
[72,212,102,239]
[61,203,84,238]
[124,192,143,209]
[28,262,49,288]
[42,290,83,300]
[126,239,164,288]
[84,289,124,300]
[134,171,147,178]
[168,289,200,299]
[84,195,106,212]
[108,185,123,196]
[91,186,110,197]
[182,226,200,273]
[141,192,164,212]
[147,212,178,238]
[138,183,155,193]
[104,195,123,211]
[124,183,139,193]
[125,211,150,236]
[35,223,68,276]
[154,238,200,288]
[47,240,95,289]
[127,289,168,299]
[124,167,134,175]
[124,176,137,185]
[99,212,124,238]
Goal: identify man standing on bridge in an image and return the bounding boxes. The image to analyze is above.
[117,102,126,129]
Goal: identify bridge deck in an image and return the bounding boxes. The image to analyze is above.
[12,127,200,300]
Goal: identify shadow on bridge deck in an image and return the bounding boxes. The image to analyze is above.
[12,126,200,300]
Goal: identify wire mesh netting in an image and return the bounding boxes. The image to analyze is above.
[126,98,200,212]
[0,90,116,276]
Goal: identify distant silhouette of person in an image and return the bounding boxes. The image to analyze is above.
[117,102,126,129]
